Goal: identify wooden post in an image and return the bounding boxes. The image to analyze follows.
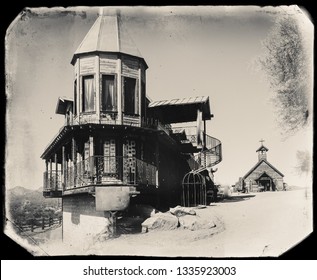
[45,160,48,190]
[42,217,45,230]
[72,138,77,187]
[69,103,73,125]
[49,159,52,190]
[203,119,206,145]
[155,140,159,187]
[138,67,142,126]
[117,57,122,124]
[62,146,66,190]
[67,158,71,188]
[89,136,94,183]
[55,153,58,191]
[109,211,117,237]
[95,55,100,121]
[76,58,80,117]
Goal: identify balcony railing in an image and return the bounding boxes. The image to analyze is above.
[43,156,157,193]
[70,114,172,134]
[43,171,63,192]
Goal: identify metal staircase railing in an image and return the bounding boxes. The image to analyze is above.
[173,128,222,172]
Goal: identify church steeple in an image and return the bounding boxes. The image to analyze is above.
[256,139,269,161]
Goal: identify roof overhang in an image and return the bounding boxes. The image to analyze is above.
[55,97,73,115]
[147,96,213,124]
[40,124,175,160]
[71,51,148,69]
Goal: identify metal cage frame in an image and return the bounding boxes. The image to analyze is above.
[181,171,207,207]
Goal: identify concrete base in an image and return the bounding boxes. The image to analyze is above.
[62,194,111,248]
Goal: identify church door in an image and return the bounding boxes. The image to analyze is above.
[259,178,271,191]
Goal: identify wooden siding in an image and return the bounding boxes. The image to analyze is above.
[79,56,95,75]
[122,56,139,79]
[100,54,117,73]
[74,60,78,79]
[123,115,140,127]
[244,161,283,183]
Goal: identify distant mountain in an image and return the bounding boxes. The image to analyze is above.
[6,186,62,233]
[7,186,60,208]
[8,186,32,197]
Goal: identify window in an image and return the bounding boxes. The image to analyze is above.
[123,77,138,115]
[82,75,95,112]
[141,81,146,118]
[103,139,117,174]
[74,79,77,115]
[101,75,117,112]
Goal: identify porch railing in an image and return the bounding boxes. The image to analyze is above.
[43,156,157,193]
[43,171,63,192]
[71,114,172,135]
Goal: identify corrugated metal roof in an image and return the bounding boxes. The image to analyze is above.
[148,96,209,108]
[71,15,145,65]
[147,96,212,124]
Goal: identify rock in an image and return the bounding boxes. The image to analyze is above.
[141,212,179,232]
[169,205,196,217]
[179,215,216,231]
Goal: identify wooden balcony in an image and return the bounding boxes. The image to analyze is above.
[43,156,157,197]
[43,171,63,198]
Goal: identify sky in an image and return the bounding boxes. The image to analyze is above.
[5,6,313,190]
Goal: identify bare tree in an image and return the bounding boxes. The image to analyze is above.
[259,15,312,137]
[295,150,311,176]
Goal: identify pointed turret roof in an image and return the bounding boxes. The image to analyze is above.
[71,14,147,68]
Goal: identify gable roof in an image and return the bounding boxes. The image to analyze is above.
[256,145,269,152]
[243,159,284,180]
[71,15,147,67]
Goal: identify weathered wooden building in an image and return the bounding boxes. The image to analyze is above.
[241,142,284,192]
[41,13,222,242]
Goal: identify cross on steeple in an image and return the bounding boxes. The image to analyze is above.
[259,138,265,146]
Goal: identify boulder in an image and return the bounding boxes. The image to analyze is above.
[179,215,216,231]
[169,205,196,217]
[141,212,179,232]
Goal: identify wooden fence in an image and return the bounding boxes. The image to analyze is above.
[16,216,62,232]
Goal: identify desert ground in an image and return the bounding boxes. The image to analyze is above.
[24,187,312,257]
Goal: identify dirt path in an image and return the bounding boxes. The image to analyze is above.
[40,188,312,257]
